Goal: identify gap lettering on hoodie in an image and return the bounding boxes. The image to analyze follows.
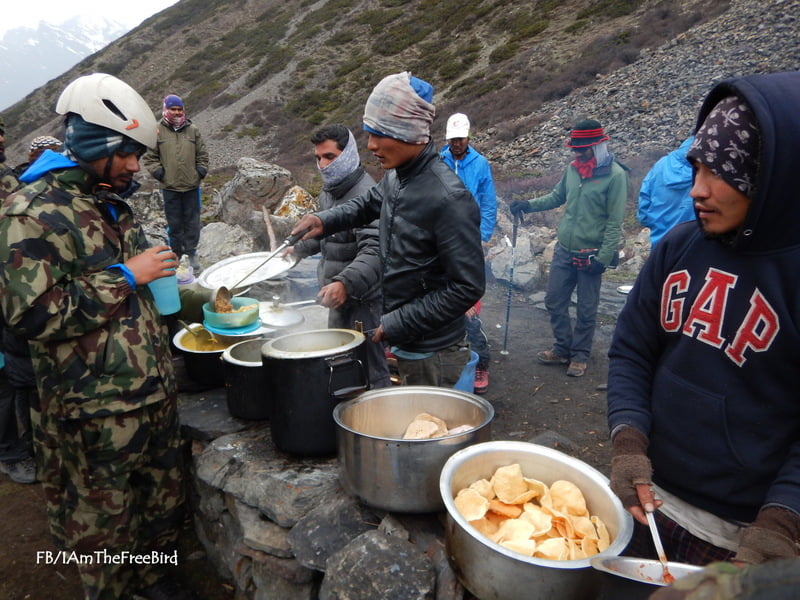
[661,267,779,366]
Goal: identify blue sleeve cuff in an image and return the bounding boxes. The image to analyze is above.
[107,263,136,289]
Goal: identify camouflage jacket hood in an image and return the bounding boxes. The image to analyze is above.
[0,166,176,419]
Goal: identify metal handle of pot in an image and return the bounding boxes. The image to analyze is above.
[326,354,368,399]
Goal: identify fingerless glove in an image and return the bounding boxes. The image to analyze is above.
[610,426,652,510]
[734,507,800,565]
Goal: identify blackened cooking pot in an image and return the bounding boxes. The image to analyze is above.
[222,337,272,420]
[261,329,368,456]
[172,325,230,389]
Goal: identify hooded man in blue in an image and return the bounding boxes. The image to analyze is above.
[608,70,800,568]
[440,113,497,243]
[637,135,696,248]
[440,112,497,393]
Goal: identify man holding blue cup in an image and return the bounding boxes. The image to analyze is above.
[0,74,194,599]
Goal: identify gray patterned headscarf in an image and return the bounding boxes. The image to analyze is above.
[319,129,360,187]
[363,72,435,144]
[686,95,760,198]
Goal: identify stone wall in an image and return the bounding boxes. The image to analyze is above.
[179,390,464,600]
[175,302,464,600]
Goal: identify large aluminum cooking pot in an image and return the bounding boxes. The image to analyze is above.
[333,386,494,513]
[439,441,633,600]
[261,329,368,456]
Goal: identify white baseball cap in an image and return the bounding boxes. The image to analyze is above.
[446,113,470,139]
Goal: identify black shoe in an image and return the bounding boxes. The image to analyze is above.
[138,577,197,600]
[0,457,37,484]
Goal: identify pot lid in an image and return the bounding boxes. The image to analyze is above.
[259,299,304,328]
[196,252,297,290]
[261,328,365,359]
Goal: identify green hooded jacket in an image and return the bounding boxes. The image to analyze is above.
[527,160,628,267]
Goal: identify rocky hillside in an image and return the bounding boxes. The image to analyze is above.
[2,0,798,219]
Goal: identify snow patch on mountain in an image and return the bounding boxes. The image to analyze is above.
[0,16,128,110]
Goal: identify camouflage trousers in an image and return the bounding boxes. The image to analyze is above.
[31,398,185,600]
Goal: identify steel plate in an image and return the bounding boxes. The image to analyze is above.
[196,253,297,290]
[259,302,305,328]
[590,556,703,587]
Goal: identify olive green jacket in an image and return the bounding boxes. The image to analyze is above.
[0,167,176,419]
[142,119,209,192]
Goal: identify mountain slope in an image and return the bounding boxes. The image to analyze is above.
[2,0,798,194]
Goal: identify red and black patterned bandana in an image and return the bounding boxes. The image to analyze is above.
[687,95,760,198]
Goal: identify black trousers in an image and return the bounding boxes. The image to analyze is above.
[162,188,201,257]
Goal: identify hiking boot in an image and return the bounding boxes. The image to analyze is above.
[474,368,489,394]
[0,457,37,484]
[566,362,587,377]
[188,254,201,272]
[137,577,197,600]
[537,349,569,365]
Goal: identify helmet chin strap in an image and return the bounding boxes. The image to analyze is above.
[73,154,116,193]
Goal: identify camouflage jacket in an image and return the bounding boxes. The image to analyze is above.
[0,166,176,419]
[0,161,19,200]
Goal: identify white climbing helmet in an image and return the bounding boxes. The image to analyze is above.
[56,73,157,149]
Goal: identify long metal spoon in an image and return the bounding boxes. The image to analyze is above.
[646,510,675,584]
[211,227,311,311]
[177,319,219,344]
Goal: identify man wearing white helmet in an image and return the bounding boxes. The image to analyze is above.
[440,112,497,393]
[0,74,194,600]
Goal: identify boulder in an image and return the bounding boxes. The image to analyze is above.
[218,158,317,249]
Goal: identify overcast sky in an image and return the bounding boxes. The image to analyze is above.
[0,0,180,37]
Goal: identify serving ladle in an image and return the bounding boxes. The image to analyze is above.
[177,319,220,344]
[211,227,311,312]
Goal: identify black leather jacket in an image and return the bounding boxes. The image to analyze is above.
[318,143,485,352]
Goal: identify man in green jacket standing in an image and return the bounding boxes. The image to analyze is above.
[142,94,208,271]
[510,119,627,378]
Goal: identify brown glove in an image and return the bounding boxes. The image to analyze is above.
[734,506,800,565]
[649,558,800,600]
[610,426,652,510]
[648,562,743,600]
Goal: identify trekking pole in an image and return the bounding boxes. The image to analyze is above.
[500,213,521,355]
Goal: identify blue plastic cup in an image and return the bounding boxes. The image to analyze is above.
[147,252,180,315]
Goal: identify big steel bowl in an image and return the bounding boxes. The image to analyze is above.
[439,441,633,600]
[333,386,494,513]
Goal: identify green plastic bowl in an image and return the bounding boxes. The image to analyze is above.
[202,297,260,329]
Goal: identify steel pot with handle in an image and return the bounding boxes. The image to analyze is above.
[333,386,494,512]
[261,329,368,456]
